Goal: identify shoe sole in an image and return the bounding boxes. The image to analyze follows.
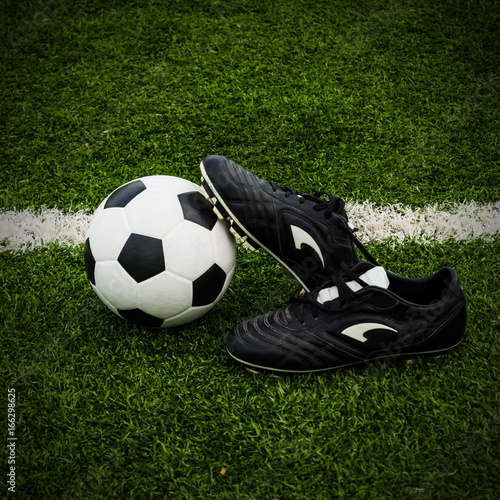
[226,342,461,374]
[199,160,311,291]
[199,178,260,252]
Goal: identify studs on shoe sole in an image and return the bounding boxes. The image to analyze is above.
[228,225,258,251]
[200,180,259,252]
[212,205,226,221]
[199,183,216,204]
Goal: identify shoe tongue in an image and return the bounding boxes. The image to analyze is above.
[317,266,389,305]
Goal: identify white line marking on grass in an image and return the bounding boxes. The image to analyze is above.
[0,201,498,252]
[0,208,91,252]
[346,200,500,244]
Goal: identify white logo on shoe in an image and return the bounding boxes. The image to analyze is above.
[340,323,398,343]
[290,225,325,267]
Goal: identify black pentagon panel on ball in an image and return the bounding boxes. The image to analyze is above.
[83,238,96,285]
[178,191,218,230]
[118,233,165,283]
[117,308,164,328]
[192,263,227,307]
[104,180,147,209]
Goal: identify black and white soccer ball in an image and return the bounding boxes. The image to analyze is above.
[83,175,236,328]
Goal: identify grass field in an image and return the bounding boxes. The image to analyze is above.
[1,0,499,498]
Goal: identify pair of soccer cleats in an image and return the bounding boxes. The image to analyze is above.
[200,155,467,374]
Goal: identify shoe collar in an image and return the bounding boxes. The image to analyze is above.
[317,262,389,305]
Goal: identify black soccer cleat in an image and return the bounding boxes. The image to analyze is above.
[200,155,375,292]
[226,261,467,373]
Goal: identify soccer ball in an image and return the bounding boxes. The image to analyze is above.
[83,175,236,328]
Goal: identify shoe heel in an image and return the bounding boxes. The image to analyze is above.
[419,304,467,355]
[435,304,467,352]
[200,179,261,252]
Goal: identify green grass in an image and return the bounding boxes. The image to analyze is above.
[1,242,499,498]
[1,0,499,209]
[1,0,499,498]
